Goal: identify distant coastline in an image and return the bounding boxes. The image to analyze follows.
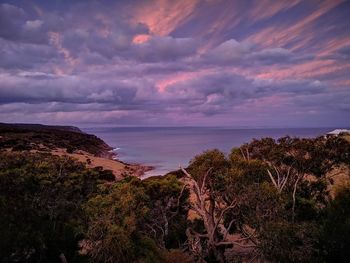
[0,123,152,179]
[86,126,348,177]
[2,123,348,179]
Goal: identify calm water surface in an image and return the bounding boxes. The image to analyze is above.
[84,127,333,177]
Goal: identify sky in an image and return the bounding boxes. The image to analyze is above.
[0,0,349,128]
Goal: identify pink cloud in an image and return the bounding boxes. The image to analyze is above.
[156,70,209,92]
[130,0,198,36]
[249,0,301,22]
[48,32,78,70]
[132,34,151,44]
[254,59,350,81]
[317,36,350,56]
[246,0,342,49]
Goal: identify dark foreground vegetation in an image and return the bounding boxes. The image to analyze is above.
[0,133,350,263]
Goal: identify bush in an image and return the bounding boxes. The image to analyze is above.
[0,152,106,262]
[319,186,350,262]
[260,221,320,263]
[66,146,75,153]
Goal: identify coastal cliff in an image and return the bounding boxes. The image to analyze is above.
[0,123,150,178]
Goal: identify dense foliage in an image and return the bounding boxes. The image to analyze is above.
[0,152,113,262]
[0,134,349,263]
[84,175,189,263]
[182,135,350,262]
[319,186,350,262]
[0,152,189,263]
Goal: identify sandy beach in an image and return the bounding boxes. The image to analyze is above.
[49,148,153,180]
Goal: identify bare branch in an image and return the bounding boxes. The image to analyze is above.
[213,199,237,236]
[169,184,187,220]
[267,169,278,188]
[273,165,280,186]
[186,227,209,238]
[180,166,192,178]
[201,167,213,193]
[222,219,235,241]
[292,174,302,222]
[240,148,247,161]
[280,166,291,191]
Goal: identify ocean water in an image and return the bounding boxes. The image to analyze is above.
[84,127,333,177]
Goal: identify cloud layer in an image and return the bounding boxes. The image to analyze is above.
[0,0,349,127]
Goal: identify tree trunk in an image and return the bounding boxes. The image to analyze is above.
[208,245,225,263]
[59,253,68,263]
[292,175,301,222]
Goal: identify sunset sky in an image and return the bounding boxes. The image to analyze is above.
[0,0,349,127]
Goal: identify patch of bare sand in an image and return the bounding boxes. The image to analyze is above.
[327,164,350,197]
[50,148,152,180]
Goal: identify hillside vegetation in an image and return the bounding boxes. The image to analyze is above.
[0,132,349,263]
[0,123,111,156]
[340,132,350,142]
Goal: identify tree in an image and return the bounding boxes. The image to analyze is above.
[142,175,189,249]
[180,136,350,262]
[236,136,344,222]
[84,177,160,263]
[259,221,319,263]
[84,176,189,263]
[180,150,258,263]
[0,151,109,263]
[319,186,350,262]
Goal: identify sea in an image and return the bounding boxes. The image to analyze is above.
[83,127,336,177]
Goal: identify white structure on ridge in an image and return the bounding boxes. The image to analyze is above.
[326,129,350,136]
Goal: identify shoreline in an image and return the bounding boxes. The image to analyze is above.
[0,122,154,180]
[50,147,155,180]
[104,147,155,178]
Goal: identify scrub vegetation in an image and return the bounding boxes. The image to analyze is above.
[1,126,349,262]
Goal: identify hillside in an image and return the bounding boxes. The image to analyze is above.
[0,123,111,157]
[341,132,350,142]
[0,123,83,133]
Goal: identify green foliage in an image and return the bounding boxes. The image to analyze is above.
[84,176,189,262]
[319,185,350,262]
[188,149,229,180]
[260,221,320,263]
[245,136,349,177]
[185,136,350,262]
[0,151,111,262]
[0,148,190,263]
[142,175,189,248]
[84,177,156,263]
[188,149,230,195]
[1,133,349,263]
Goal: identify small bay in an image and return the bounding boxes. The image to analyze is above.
[84,127,338,177]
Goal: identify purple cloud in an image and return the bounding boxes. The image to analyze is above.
[0,0,349,127]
